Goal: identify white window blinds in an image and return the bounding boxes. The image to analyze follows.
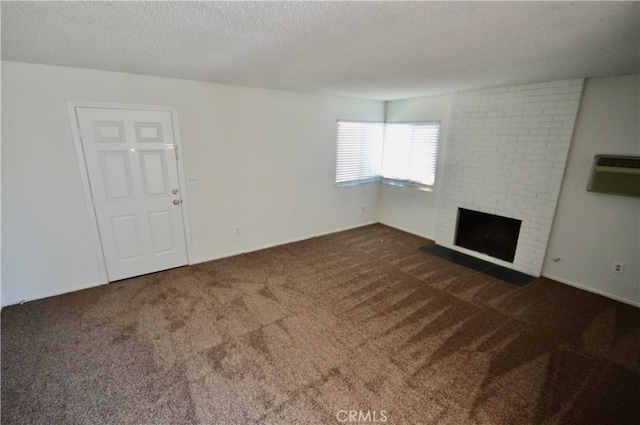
[335,121,384,186]
[382,122,440,187]
[335,120,440,188]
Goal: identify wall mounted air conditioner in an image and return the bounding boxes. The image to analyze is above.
[587,155,640,198]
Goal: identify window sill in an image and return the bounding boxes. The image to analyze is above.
[335,177,381,187]
[336,177,433,192]
[381,178,434,192]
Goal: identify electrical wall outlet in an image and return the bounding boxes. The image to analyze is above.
[187,175,198,184]
[612,261,624,274]
[360,205,366,213]
[235,227,240,236]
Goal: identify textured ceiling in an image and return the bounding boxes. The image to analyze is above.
[2,1,639,100]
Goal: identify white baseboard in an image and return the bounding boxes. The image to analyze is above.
[192,221,379,265]
[4,223,380,307]
[543,273,640,308]
[2,280,107,308]
[5,228,637,311]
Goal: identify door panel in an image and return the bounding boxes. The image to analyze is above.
[93,121,127,142]
[100,152,134,200]
[77,107,188,281]
[139,150,169,197]
[111,215,143,261]
[148,211,175,254]
[134,122,163,142]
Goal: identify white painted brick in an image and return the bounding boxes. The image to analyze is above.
[543,93,570,102]
[534,161,554,169]
[543,108,567,115]
[524,153,545,161]
[504,110,523,117]
[540,121,565,129]
[502,122,521,130]
[516,135,537,143]
[530,173,553,183]
[526,166,543,175]
[529,216,552,226]
[530,101,557,110]
[529,115,555,123]
[523,109,544,117]
[557,85,584,94]
[524,95,548,104]
[495,101,517,110]
[528,129,550,136]
[550,128,574,136]
[555,100,580,109]
[535,146,555,154]
[535,192,558,201]
[477,104,496,112]
[436,78,583,276]
[539,135,562,143]
[535,87,560,95]
[552,114,575,122]
[527,222,542,231]
[520,122,541,129]
[517,89,539,97]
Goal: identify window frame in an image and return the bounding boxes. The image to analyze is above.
[335,120,384,187]
[381,120,441,191]
[335,120,440,191]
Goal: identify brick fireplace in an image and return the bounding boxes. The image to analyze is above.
[436,79,584,276]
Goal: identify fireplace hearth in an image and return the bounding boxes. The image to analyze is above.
[454,208,521,262]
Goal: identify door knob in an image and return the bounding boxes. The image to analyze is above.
[173,199,181,205]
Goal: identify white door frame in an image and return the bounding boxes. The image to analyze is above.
[67,101,193,284]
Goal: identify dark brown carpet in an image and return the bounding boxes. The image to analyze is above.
[2,224,639,424]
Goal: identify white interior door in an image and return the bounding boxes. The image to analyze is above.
[76,107,188,281]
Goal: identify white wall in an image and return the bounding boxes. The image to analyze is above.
[543,74,640,306]
[1,61,384,306]
[3,61,638,307]
[378,95,453,239]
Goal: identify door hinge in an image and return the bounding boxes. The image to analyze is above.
[166,144,179,160]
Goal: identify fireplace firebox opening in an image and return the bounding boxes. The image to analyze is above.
[454,208,522,263]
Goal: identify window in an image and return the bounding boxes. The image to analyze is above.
[335,121,384,186]
[382,122,440,188]
[335,120,440,189]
